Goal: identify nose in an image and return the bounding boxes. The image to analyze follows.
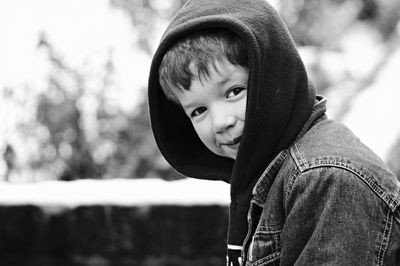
[211,107,236,134]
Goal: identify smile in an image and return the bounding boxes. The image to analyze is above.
[222,136,242,146]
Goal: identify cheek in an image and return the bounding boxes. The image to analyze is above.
[193,123,209,139]
[235,99,247,122]
[192,123,214,146]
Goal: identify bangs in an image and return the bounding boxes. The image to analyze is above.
[159,29,247,103]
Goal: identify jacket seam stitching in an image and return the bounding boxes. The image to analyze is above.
[290,144,308,171]
[393,192,400,224]
[377,209,393,266]
[295,161,400,215]
[249,251,280,266]
[252,150,288,196]
[395,216,400,225]
[283,162,397,264]
[284,168,301,210]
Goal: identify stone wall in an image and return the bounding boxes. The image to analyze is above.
[0,205,229,266]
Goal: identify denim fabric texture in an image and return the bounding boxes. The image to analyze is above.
[242,99,400,265]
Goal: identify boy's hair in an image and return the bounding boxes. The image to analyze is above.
[159,29,248,103]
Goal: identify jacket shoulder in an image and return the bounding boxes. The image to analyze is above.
[287,119,400,221]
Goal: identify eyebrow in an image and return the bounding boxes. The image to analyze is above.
[217,76,231,87]
[182,102,197,109]
[181,78,230,110]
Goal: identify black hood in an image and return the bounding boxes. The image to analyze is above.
[148,0,316,247]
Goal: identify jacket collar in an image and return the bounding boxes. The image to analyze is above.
[251,95,327,206]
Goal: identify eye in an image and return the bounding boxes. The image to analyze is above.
[190,106,207,118]
[226,86,246,98]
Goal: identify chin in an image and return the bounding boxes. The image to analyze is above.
[209,146,237,160]
[222,152,237,160]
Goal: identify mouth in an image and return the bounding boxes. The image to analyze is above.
[222,135,242,146]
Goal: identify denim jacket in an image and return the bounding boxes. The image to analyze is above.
[242,99,400,265]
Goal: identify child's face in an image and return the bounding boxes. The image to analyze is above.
[175,59,248,159]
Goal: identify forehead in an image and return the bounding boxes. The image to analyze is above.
[176,60,248,107]
[189,58,248,86]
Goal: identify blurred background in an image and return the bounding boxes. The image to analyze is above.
[0,0,399,265]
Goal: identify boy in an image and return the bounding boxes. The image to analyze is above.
[148,0,400,265]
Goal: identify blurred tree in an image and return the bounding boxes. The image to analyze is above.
[100,96,184,180]
[24,2,186,181]
[110,0,187,55]
[278,0,400,99]
[281,0,400,47]
[32,36,103,180]
[97,0,188,180]
[3,144,16,182]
